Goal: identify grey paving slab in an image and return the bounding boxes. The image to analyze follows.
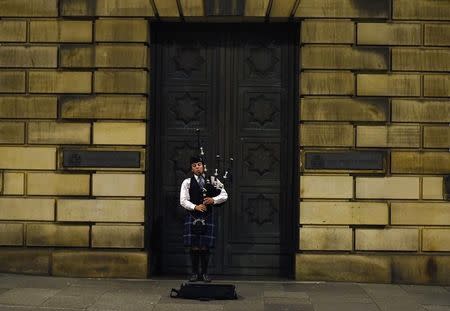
[223,301,264,311]
[0,275,75,289]
[87,289,161,311]
[283,282,324,292]
[40,294,99,309]
[0,288,59,306]
[264,297,311,305]
[263,290,309,299]
[424,306,450,311]
[313,302,381,311]
[53,285,109,297]
[360,283,409,297]
[154,304,223,311]
[401,285,450,306]
[372,300,428,311]
[0,307,77,311]
[265,303,314,311]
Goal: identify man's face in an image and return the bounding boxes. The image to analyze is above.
[191,162,204,175]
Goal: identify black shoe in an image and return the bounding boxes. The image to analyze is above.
[201,273,211,282]
[188,273,199,282]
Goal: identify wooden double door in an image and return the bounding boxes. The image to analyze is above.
[151,23,297,277]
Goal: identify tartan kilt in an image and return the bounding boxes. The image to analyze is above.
[183,209,215,248]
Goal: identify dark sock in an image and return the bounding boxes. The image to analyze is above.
[190,249,199,274]
[200,249,210,274]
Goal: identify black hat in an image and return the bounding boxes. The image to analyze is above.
[190,156,203,165]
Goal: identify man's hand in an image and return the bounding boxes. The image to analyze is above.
[203,197,214,205]
[194,204,207,212]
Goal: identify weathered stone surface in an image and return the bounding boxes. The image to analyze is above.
[26,224,89,247]
[0,47,57,68]
[302,46,388,70]
[392,48,450,72]
[301,20,354,43]
[0,198,54,221]
[0,223,23,246]
[356,177,420,199]
[392,99,450,122]
[300,97,388,121]
[391,255,450,285]
[424,126,450,148]
[300,124,354,147]
[62,45,147,68]
[391,202,450,225]
[301,71,354,95]
[0,21,26,42]
[154,0,180,16]
[93,122,146,145]
[92,173,145,197]
[62,149,143,170]
[0,122,25,144]
[57,199,144,222]
[61,95,147,119]
[303,151,385,171]
[299,226,352,251]
[0,0,58,17]
[300,175,353,199]
[95,19,148,42]
[3,172,25,195]
[30,21,92,42]
[244,0,270,16]
[295,0,389,18]
[92,225,144,248]
[296,254,391,283]
[422,177,444,200]
[422,229,450,252]
[0,249,50,275]
[357,74,421,96]
[393,0,450,20]
[357,23,422,45]
[0,147,56,169]
[28,122,91,144]
[179,0,205,17]
[94,71,147,93]
[391,152,450,174]
[300,201,388,225]
[0,96,57,119]
[355,228,419,251]
[61,0,155,16]
[356,125,420,148]
[52,251,147,278]
[27,173,90,196]
[0,72,25,93]
[425,24,450,46]
[29,71,92,94]
[424,75,450,97]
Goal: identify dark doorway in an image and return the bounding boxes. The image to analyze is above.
[150,23,297,277]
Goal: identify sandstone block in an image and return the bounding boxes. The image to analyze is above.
[357,74,421,96]
[301,71,354,95]
[301,20,354,44]
[355,228,419,251]
[29,71,92,94]
[391,152,450,174]
[93,122,146,145]
[392,48,450,72]
[27,173,90,196]
[26,224,89,247]
[425,24,450,46]
[0,0,58,17]
[92,225,144,248]
[300,175,353,199]
[0,47,57,68]
[356,177,420,199]
[60,96,147,119]
[300,201,388,225]
[424,75,450,97]
[393,0,450,20]
[0,21,27,42]
[3,172,25,195]
[153,0,180,17]
[0,72,25,93]
[0,96,57,119]
[422,229,450,252]
[422,177,444,200]
[269,0,296,17]
[296,0,389,18]
[92,173,145,197]
[95,19,148,42]
[30,21,92,43]
[0,249,50,275]
[300,123,354,147]
[357,23,422,45]
[179,0,205,17]
[28,122,91,145]
[0,223,23,246]
[300,226,352,251]
[424,126,450,148]
[392,99,450,123]
[0,147,56,169]
[57,199,144,222]
[356,125,420,148]
[0,122,25,144]
[94,71,147,94]
[391,202,450,225]
[0,198,54,221]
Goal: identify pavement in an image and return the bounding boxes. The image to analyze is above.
[0,273,449,311]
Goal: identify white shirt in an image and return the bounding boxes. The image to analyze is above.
[180,175,228,211]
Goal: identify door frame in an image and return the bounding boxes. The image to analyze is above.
[147,22,300,278]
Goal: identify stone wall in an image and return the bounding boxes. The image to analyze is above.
[0,0,448,283]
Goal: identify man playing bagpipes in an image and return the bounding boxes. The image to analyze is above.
[179,156,228,282]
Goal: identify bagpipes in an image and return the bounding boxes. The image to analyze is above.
[195,128,233,198]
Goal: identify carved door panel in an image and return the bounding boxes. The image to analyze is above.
[152,24,296,277]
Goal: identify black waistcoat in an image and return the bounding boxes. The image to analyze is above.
[189,176,204,205]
